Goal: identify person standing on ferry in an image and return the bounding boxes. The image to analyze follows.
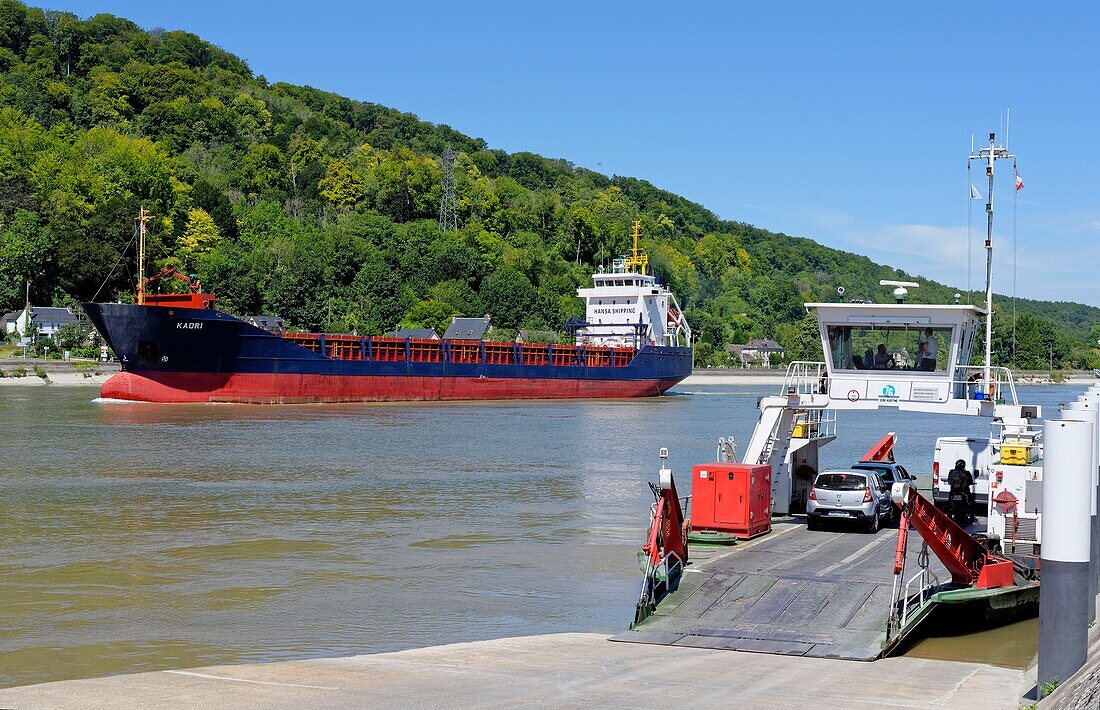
[873,343,891,369]
[919,328,938,371]
[911,341,926,370]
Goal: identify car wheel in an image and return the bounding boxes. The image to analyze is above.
[807,516,819,531]
[867,511,880,534]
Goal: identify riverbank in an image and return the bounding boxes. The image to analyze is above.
[0,632,1032,709]
[680,368,787,386]
[0,358,117,386]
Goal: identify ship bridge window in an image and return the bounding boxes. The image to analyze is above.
[827,324,953,373]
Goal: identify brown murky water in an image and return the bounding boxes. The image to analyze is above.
[0,384,1076,687]
[904,618,1038,669]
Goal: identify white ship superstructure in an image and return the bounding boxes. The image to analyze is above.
[574,221,691,348]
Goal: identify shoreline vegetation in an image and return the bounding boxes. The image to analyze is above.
[0,2,1093,373]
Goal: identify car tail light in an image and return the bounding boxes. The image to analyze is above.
[932,461,940,486]
[808,487,817,501]
[863,487,872,503]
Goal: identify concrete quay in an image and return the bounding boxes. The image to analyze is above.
[0,632,1031,709]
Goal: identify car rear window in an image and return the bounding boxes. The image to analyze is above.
[815,473,867,490]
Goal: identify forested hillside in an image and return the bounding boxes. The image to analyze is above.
[0,1,1096,368]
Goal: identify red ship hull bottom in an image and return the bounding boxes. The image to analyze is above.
[100,371,681,403]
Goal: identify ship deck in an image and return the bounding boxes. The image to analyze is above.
[613,518,959,661]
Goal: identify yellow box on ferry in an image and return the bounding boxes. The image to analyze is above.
[1000,441,1033,466]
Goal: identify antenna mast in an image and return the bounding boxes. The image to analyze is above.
[968,132,1014,387]
[135,207,150,305]
[438,147,457,232]
[625,220,648,274]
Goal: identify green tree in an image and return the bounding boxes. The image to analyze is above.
[318,158,364,208]
[191,179,237,239]
[178,207,221,270]
[231,93,272,143]
[400,298,458,335]
[240,143,285,193]
[480,267,535,329]
[55,321,87,350]
[0,209,54,308]
[287,127,323,194]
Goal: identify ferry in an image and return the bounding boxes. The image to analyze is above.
[622,132,1056,663]
[84,220,693,403]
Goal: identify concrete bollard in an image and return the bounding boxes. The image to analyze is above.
[1039,417,1094,695]
[1081,391,1100,616]
[1063,403,1099,621]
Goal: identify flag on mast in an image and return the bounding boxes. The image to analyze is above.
[1015,171,1024,191]
[969,182,982,199]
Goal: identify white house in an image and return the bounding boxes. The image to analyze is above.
[728,338,786,368]
[9,306,80,338]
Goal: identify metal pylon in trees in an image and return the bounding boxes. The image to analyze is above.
[439,147,458,231]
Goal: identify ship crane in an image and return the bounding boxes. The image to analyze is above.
[138,266,203,295]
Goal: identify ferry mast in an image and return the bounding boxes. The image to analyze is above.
[968,133,1014,386]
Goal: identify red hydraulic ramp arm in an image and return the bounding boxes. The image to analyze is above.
[642,468,687,570]
[861,432,897,463]
[634,458,688,625]
[891,483,1014,589]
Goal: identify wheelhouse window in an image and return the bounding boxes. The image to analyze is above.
[826,324,953,373]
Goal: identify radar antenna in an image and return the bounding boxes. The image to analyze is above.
[879,279,919,303]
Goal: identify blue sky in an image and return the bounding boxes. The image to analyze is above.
[55,1,1100,306]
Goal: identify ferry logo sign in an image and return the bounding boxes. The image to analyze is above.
[880,384,897,398]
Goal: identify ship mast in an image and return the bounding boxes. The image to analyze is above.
[625,219,648,275]
[968,133,1014,386]
[136,207,150,305]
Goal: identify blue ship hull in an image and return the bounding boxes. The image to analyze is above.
[84,302,693,403]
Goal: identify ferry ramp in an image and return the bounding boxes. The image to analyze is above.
[614,520,952,661]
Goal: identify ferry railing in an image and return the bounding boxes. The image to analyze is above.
[783,361,829,396]
[888,565,940,639]
[795,408,837,441]
[635,495,689,625]
[951,365,1019,406]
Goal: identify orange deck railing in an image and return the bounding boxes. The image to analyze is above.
[449,339,481,364]
[409,338,442,363]
[281,334,635,368]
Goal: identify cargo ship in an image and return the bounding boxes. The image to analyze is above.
[84,218,693,403]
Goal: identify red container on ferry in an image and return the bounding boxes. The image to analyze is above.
[690,463,773,539]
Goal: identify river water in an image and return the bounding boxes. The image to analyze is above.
[0,383,1085,687]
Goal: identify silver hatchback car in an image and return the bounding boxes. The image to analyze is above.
[807,469,893,533]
